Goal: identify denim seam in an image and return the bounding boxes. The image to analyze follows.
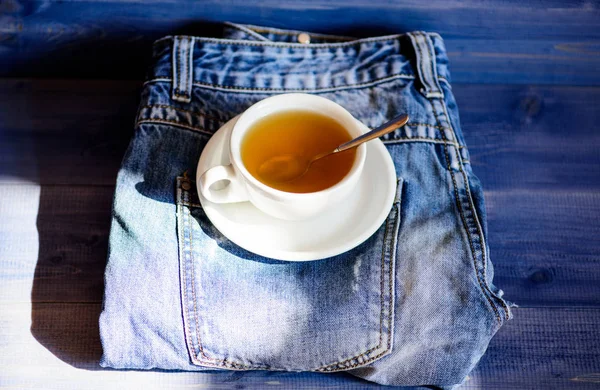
[410,32,428,98]
[188,74,414,92]
[172,38,179,97]
[177,186,200,367]
[178,178,226,367]
[144,76,450,94]
[173,37,193,101]
[422,32,443,99]
[404,122,449,130]
[179,178,255,369]
[382,138,457,145]
[224,22,272,42]
[416,31,505,324]
[187,192,204,362]
[138,105,225,123]
[414,31,504,323]
[410,32,444,99]
[137,119,213,136]
[188,196,253,369]
[177,37,185,98]
[428,98,502,324]
[316,181,400,372]
[181,39,194,99]
[181,201,202,208]
[144,74,413,91]
[139,117,455,146]
[182,183,205,364]
[138,105,447,134]
[155,33,419,49]
[137,105,452,144]
[439,101,511,322]
[173,37,184,98]
[416,33,502,324]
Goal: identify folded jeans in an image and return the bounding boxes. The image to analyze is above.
[99,22,512,388]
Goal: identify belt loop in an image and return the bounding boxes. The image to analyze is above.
[172,36,195,103]
[407,32,443,99]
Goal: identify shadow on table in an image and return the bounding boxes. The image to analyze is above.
[26,75,136,369]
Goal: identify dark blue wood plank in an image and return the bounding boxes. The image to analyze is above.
[472,307,600,389]
[455,85,600,191]
[487,191,600,306]
[454,85,600,306]
[1,1,599,84]
[0,79,139,185]
[448,39,600,85]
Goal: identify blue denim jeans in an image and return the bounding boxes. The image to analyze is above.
[100,23,512,388]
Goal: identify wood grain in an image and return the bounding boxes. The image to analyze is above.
[1,1,599,84]
[454,85,600,191]
[488,190,600,306]
[1,304,599,389]
[0,184,112,304]
[0,79,139,185]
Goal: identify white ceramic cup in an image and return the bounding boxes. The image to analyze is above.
[197,93,367,221]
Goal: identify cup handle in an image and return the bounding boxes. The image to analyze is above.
[198,164,249,203]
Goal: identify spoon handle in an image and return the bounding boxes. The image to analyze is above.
[335,113,409,153]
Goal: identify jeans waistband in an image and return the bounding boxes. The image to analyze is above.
[146,23,450,99]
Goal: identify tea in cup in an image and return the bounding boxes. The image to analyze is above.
[198,93,367,220]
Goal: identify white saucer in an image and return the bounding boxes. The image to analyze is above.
[196,116,397,261]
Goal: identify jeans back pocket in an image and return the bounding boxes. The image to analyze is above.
[176,175,402,372]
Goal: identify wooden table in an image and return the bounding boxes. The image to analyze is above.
[1,1,599,388]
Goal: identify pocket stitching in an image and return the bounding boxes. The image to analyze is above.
[316,179,401,371]
[180,184,255,369]
[426,97,502,324]
[438,99,511,322]
[315,205,392,371]
[177,176,396,371]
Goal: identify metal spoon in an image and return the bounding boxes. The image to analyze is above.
[258,113,409,183]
